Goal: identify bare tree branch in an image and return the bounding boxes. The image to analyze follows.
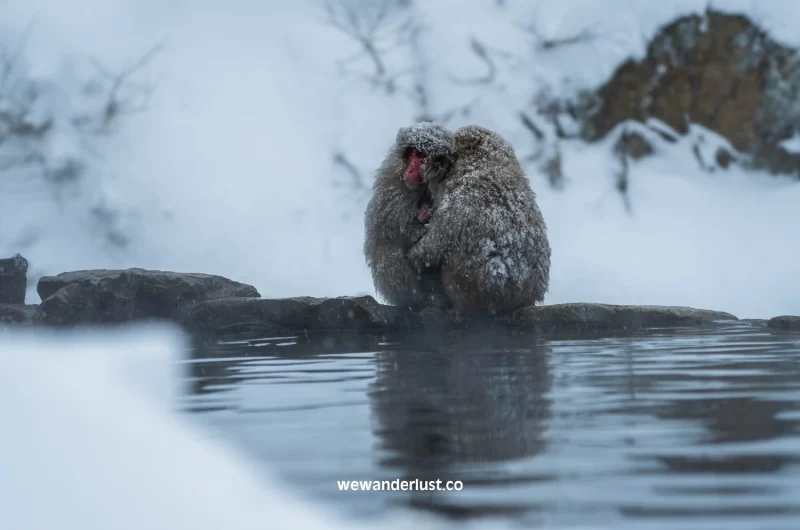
[323,0,417,93]
[447,38,497,85]
[88,42,163,131]
[519,111,545,142]
[357,35,387,78]
[518,22,597,51]
[612,138,633,213]
[0,18,36,99]
[333,151,367,189]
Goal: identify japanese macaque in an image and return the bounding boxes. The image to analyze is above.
[364,122,456,309]
[406,125,551,313]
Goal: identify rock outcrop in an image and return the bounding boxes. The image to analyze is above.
[767,315,800,330]
[508,303,737,330]
[0,254,28,304]
[0,263,744,336]
[186,297,738,336]
[34,269,260,326]
[185,296,418,336]
[0,304,37,325]
[579,10,800,177]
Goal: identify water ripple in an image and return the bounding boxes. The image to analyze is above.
[181,323,800,528]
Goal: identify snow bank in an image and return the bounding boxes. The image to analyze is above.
[542,126,800,318]
[0,324,452,530]
[0,325,328,530]
[0,0,798,319]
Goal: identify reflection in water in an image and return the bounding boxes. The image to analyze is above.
[372,332,551,466]
[369,331,552,518]
[184,322,800,529]
[651,395,793,477]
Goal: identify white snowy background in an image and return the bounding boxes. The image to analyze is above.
[1,0,798,319]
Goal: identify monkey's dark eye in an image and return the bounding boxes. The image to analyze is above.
[405,147,427,160]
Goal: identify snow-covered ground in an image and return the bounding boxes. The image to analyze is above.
[0,325,467,530]
[0,0,798,319]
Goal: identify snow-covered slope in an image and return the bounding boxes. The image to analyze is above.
[0,0,798,318]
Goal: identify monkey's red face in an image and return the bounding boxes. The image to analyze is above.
[404,148,426,190]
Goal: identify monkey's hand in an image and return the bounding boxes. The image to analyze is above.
[405,221,428,247]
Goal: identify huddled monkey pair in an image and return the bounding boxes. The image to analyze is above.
[364,121,551,314]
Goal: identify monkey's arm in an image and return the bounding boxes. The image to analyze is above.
[371,246,420,304]
[405,211,452,271]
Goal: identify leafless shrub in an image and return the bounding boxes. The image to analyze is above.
[332,150,368,191]
[77,42,163,135]
[0,25,160,180]
[0,21,161,248]
[322,0,418,93]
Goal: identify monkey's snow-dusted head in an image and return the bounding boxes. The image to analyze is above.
[396,121,456,190]
[453,125,516,162]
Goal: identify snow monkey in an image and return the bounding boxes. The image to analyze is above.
[364,121,457,309]
[406,125,551,313]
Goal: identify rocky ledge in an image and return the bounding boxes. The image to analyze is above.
[0,253,28,304]
[507,303,737,330]
[32,268,260,326]
[0,262,747,337]
[185,297,739,336]
[186,296,418,335]
[0,304,38,325]
[767,316,800,331]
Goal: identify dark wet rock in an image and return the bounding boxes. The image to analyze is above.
[715,147,735,168]
[767,315,800,330]
[0,304,38,325]
[187,298,737,337]
[186,296,420,335]
[24,267,740,335]
[37,268,259,302]
[581,10,800,178]
[614,131,654,160]
[0,254,29,304]
[34,268,260,326]
[505,303,738,330]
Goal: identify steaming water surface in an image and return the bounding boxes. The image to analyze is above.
[182,322,800,529]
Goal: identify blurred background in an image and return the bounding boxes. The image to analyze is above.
[0,0,798,318]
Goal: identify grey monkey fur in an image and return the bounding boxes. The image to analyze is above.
[363,121,456,308]
[406,125,551,312]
